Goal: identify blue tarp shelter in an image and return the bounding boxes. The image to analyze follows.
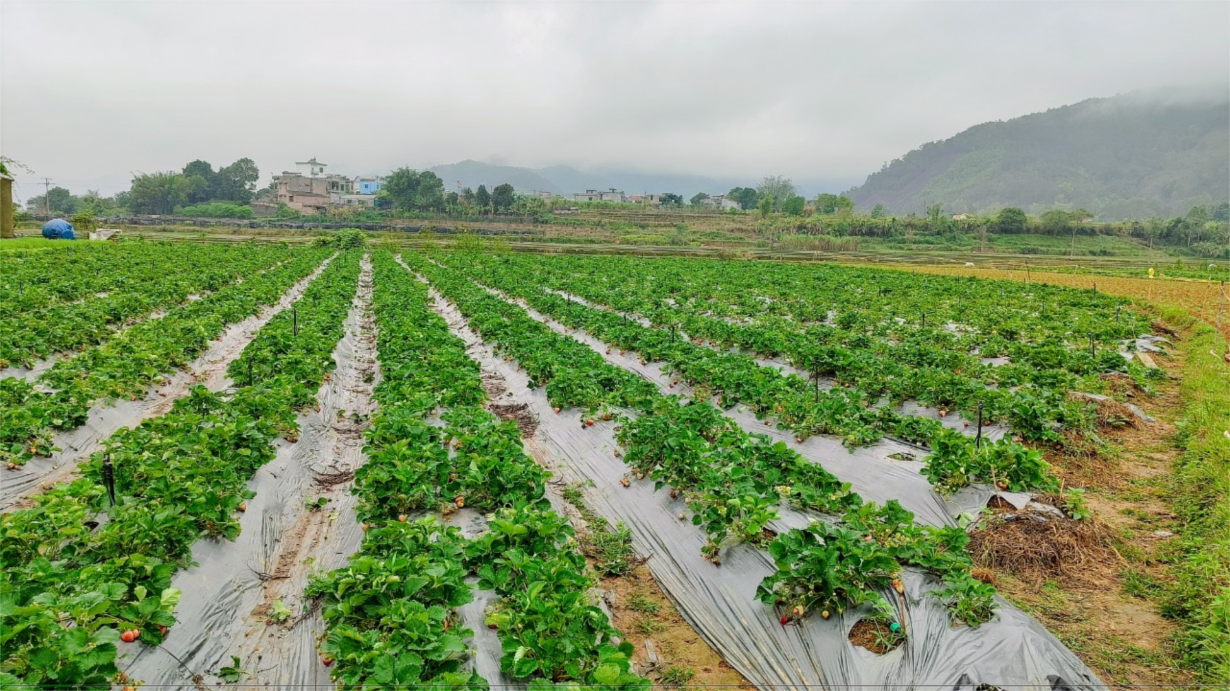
[42,218,75,240]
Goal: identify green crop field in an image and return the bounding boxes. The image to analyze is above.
[0,235,1224,689]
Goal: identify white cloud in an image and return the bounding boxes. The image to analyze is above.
[2,0,1226,197]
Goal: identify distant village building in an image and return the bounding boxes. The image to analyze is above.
[573,188,626,203]
[353,176,384,195]
[274,159,366,213]
[275,173,330,214]
[338,194,377,208]
[699,194,740,211]
[295,158,328,177]
[952,213,973,221]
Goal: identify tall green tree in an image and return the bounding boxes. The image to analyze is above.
[382,167,445,212]
[755,176,795,210]
[37,187,79,215]
[726,187,759,210]
[690,192,710,206]
[214,158,259,203]
[182,160,215,204]
[782,195,806,216]
[814,194,836,214]
[129,172,190,214]
[475,184,491,212]
[994,207,1028,233]
[660,193,683,206]
[491,184,515,213]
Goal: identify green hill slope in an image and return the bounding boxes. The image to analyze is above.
[845,88,1230,220]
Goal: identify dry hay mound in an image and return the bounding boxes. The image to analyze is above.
[1067,391,1141,431]
[967,496,1118,586]
[1099,371,1144,397]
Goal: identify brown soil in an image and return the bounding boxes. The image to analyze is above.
[314,468,355,487]
[479,369,507,399]
[976,331,1196,688]
[847,618,903,655]
[600,564,753,688]
[488,401,538,438]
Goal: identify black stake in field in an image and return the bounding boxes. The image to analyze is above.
[101,454,117,507]
[975,401,984,449]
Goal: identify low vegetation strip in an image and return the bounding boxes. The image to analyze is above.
[0,248,331,467]
[1155,309,1230,680]
[306,251,644,689]
[406,251,1003,631]
[0,252,362,688]
[0,243,291,368]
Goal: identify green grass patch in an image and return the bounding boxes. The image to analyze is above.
[561,482,637,576]
[1155,308,1230,680]
[987,233,1166,258]
[0,237,66,250]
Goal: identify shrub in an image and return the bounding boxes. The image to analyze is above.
[175,202,254,219]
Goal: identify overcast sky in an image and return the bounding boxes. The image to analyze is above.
[2,0,1227,199]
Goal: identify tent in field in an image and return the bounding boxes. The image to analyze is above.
[41,218,75,240]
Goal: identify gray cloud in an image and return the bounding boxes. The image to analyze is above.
[2,0,1227,198]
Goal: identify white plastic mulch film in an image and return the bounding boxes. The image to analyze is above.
[422,281,1104,691]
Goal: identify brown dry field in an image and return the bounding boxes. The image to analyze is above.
[899,264,1230,340]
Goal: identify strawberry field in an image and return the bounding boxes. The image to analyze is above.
[1,240,1188,689]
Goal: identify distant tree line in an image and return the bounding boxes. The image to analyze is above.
[28,158,261,217]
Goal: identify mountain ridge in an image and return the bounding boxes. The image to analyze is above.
[843,88,1230,220]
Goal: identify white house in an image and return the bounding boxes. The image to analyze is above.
[295,158,328,178]
[700,194,740,211]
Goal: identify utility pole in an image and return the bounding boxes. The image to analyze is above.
[42,178,53,215]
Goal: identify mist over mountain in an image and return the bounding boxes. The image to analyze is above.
[427,160,857,199]
[843,87,1230,220]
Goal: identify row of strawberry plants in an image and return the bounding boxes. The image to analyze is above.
[1,244,292,368]
[307,251,643,689]
[0,252,363,689]
[0,241,234,317]
[469,253,1158,442]
[0,248,332,467]
[408,253,997,629]
[501,252,1147,354]
[438,253,1058,494]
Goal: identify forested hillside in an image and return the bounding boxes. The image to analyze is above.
[845,89,1230,220]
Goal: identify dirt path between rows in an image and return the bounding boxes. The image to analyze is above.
[124,254,376,687]
[0,254,337,512]
[984,341,1196,688]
